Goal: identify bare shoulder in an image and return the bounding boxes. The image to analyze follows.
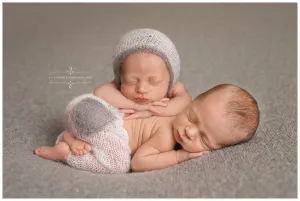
[93,80,117,96]
[151,116,174,134]
[148,116,176,151]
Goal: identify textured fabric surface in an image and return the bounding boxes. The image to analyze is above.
[59,94,131,174]
[3,3,297,198]
[113,28,180,92]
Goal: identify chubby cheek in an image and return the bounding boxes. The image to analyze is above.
[120,85,136,100]
[158,83,169,96]
[152,88,168,100]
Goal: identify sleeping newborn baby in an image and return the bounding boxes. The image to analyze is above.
[34,84,259,173]
[131,83,260,171]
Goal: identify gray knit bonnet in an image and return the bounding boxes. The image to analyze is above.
[113,28,180,92]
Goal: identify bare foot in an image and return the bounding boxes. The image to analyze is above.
[34,142,70,162]
[70,139,92,156]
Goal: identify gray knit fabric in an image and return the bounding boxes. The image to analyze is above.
[67,98,116,137]
[59,94,131,174]
[113,28,180,92]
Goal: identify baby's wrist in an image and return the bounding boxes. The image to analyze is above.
[175,150,181,164]
[176,150,189,164]
[133,102,151,111]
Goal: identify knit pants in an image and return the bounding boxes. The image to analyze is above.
[56,94,131,174]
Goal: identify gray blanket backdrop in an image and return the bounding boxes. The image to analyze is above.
[3,3,297,198]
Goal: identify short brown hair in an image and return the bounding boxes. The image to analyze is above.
[200,84,260,146]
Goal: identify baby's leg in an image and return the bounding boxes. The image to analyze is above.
[63,131,91,156]
[34,142,70,162]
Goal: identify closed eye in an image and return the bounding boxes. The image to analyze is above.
[150,79,163,86]
[124,78,137,84]
[200,132,213,150]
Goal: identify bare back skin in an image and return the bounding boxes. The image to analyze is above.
[123,116,176,156]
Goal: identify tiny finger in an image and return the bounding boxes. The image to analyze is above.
[149,107,161,114]
[160,98,170,102]
[124,114,139,120]
[119,109,135,113]
[152,102,168,107]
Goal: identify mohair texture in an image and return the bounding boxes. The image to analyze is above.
[57,94,131,174]
[113,28,180,92]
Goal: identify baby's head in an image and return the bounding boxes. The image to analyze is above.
[172,84,260,152]
[113,28,180,104]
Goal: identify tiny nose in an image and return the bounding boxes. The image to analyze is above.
[185,126,197,139]
[136,82,148,94]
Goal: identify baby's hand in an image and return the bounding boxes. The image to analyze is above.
[123,111,152,120]
[151,98,170,107]
[119,98,169,115]
[70,139,92,156]
[148,98,170,115]
[143,98,169,116]
[176,149,209,164]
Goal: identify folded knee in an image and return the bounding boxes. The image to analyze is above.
[64,95,117,136]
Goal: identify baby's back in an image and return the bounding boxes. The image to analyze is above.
[123,116,175,156]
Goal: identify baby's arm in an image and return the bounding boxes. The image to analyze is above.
[93,80,156,112]
[63,131,91,156]
[131,120,207,172]
[123,82,191,120]
[93,80,136,110]
[151,81,192,117]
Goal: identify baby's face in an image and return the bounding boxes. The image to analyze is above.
[120,52,170,104]
[172,91,233,152]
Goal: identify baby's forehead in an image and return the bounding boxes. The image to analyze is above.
[193,93,229,107]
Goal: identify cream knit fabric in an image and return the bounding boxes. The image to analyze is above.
[56,94,131,174]
[113,28,180,92]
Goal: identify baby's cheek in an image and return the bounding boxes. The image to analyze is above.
[120,85,134,97]
[154,85,169,99]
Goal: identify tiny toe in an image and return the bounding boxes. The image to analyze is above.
[34,148,41,155]
[84,144,91,152]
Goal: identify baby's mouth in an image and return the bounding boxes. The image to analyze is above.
[134,98,150,104]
